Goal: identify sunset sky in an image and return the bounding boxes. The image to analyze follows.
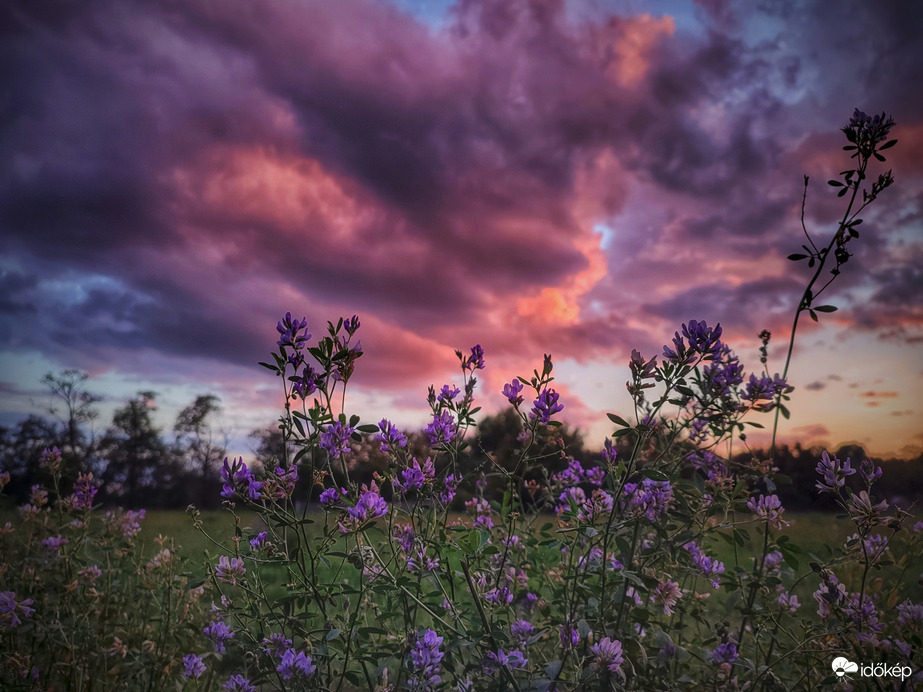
[1,0,921,461]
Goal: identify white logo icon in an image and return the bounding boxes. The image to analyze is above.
[832,657,858,677]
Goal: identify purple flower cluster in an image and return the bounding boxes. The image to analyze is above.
[182,654,206,679]
[260,465,298,500]
[339,482,388,532]
[741,373,788,408]
[204,620,235,652]
[844,109,896,156]
[711,641,738,664]
[395,457,436,494]
[684,541,725,588]
[485,648,527,674]
[276,312,310,351]
[223,674,255,692]
[463,344,485,371]
[262,632,293,657]
[624,478,673,522]
[409,629,444,691]
[319,421,355,457]
[215,556,246,585]
[440,474,458,505]
[590,637,624,673]
[69,473,99,511]
[531,388,563,424]
[663,320,723,365]
[425,409,457,446]
[577,489,614,523]
[277,649,316,681]
[376,418,408,453]
[747,493,789,530]
[502,378,524,405]
[319,486,348,507]
[1,591,35,630]
[464,497,494,529]
[651,579,682,615]
[220,457,262,501]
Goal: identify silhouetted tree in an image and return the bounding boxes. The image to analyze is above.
[0,415,62,503]
[174,394,226,507]
[98,392,168,508]
[41,370,101,472]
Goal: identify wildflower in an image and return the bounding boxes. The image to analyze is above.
[712,642,738,664]
[277,649,316,681]
[577,489,614,523]
[109,637,129,658]
[276,312,310,350]
[0,591,35,630]
[591,637,624,673]
[777,591,801,612]
[859,457,882,485]
[463,344,485,371]
[183,654,206,679]
[339,481,388,532]
[485,649,527,674]
[78,565,102,583]
[204,620,235,652]
[896,600,923,627]
[291,365,318,398]
[261,632,293,657]
[42,534,69,551]
[846,490,889,532]
[747,494,789,530]
[396,457,436,494]
[624,478,673,522]
[409,629,444,691]
[531,388,563,424]
[440,474,458,505]
[555,486,587,515]
[319,420,355,457]
[813,571,847,618]
[684,541,725,588]
[40,446,62,471]
[554,458,585,487]
[762,550,784,571]
[344,314,361,335]
[146,548,173,569]
[215,556,246,585]
[376,418,408,453]
[262,465,297,500]
[425,409,457,446]
[464,497,494,529]
[651,579,682,615]
[844,109,896,157]
[502,378,524,405]
[560,624,580,649]
[510,619,534,645]
[249,531,269,552]
[602,437,617,464]
[28,485,48,509]
[70,473,99,510]
[814,450,855,494]
[484,587,514,606]
[319,486,348,508]
[223,674,256,692]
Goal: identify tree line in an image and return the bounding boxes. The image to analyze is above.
[1,370,920,511]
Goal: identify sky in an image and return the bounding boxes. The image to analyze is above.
[1,0,921,461]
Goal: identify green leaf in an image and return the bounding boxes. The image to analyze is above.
[356,424,379,434]
[258,361,278,372]
[814,305,837,313]
[606,413,631,427]
[809,309,818,322]
[787,253,808,261]
[879,138,897,150]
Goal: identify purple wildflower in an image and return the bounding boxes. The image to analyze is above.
[624,478,673,522]
[249,532,269,552]
[319,486,348,508]
[204,620,235,652]
[276,312,310,350]
[437,384,460,403]
[376,418,408,453]
[684,541,725,588]
[502,378,524,405]
[223,674,255,692]
[440,474,458,505]
[425,409,457,446]
[261,632,293,658]
[215,556,246,586]
[409,629,444,691]
[277,649,316,681]
[484,587,514,605]
[651,579,682,615]
[485,649,527,674]
[0,591,35,630]
[601,437,617,464]
[747,493,789,530]
[343,314,361,335]
[777,591,800,612]
[577,489,614,523]
[70,473,99,511]
[712,642,738,664]
[291,365,318,399]
[860,457,882,485]
[340,482,388,532]
[510,619,534,645]
[319,421,355,457]
[763,550,784,572]
[560,624,580,649]
[531,388,563,424]
[463,345,485,371]
[591,637,624,673]
[42,534,69,551]
[814,450,855,494]
[183,654,206,679]
[396,457,436,494]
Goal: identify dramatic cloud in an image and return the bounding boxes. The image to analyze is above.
[1,0,921,456]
